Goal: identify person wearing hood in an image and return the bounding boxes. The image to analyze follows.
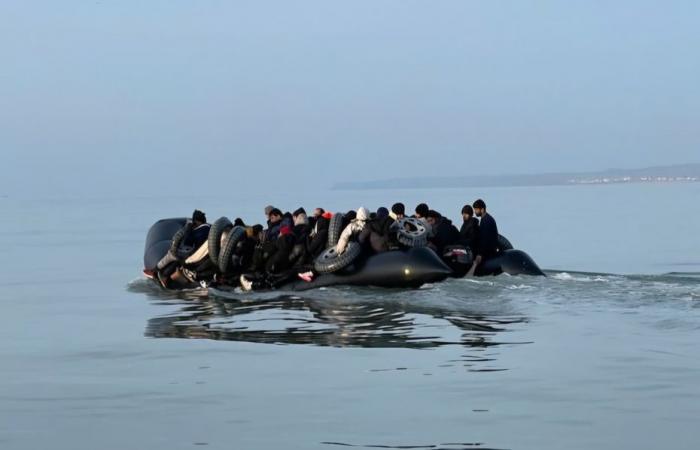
[360,207,395,253]
[426,210,460,254]
[336,207,370,254]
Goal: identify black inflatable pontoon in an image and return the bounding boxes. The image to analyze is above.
[143,217,544,291]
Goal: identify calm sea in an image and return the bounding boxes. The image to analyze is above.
[1,183,699,450]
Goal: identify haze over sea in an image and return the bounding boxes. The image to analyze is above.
[2,1,700,448]
[2,183,699,450]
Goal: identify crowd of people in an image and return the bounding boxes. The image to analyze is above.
[153,199,501,290]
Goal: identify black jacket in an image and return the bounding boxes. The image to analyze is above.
[307,216,330,259]
[266,233,295,273]
[477,213,499,259]
[430,217,460,254]
[264,220,281,242]
[183,223,211,249]
[459,217,479,251]
[361,216,395,253]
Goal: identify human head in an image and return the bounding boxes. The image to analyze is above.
[376,207,389,219]
[192,210,206,225]
[293,207,306,218]
[425,210,441,227]
[415,203,429,218]
[313,208,325,217]
[248,224,264,241]
[268,208,283,223]
[391,202,405,219]
[264,205,274,218]
[356,207,370,221]
[461,204,474,221]
[472,199,487,217]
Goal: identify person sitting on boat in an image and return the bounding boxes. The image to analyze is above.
[336,207,370,254]
[425,210,460,254]
[414,203,433,236]
[263,208,283,242]
[390,203,406,221]
[155,209,210,278]
[467,199,499,276]
[310,207,325,228]
[289,208,311,265]
[459,204,480,255]
[359,207,395,253]
[240,225,297,291]
[306,212,331,260]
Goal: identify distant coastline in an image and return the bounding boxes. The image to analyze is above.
[333,163,700,190]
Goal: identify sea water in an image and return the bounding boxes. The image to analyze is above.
[1,183,699,450]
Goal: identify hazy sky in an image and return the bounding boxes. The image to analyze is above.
[1,1,698,196]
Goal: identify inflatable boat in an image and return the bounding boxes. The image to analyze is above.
[143,217,544,291]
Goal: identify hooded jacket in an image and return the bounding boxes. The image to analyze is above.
[336,207,369,254]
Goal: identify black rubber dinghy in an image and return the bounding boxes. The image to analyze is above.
[143,218,545,291]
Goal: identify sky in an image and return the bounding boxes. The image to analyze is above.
[1,0,699,196]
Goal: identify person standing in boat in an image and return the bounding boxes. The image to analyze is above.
[459,204,480,255]
[467,199,499,276]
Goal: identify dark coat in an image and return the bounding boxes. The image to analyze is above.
[360,216,395,253]
[459,217,480,252]
[477,213,499,259]
[266,233,295,273]
[264,220,281,242]
[430,217,460,254]
[307,216,330,259]
[183,223,211,249]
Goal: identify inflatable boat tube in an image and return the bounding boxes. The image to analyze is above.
[478,249,545,276]
[497,234,513,251]
[144,218,187,271]
[271,246,453,291]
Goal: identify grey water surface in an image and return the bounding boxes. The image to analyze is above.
[1,183,699,450]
